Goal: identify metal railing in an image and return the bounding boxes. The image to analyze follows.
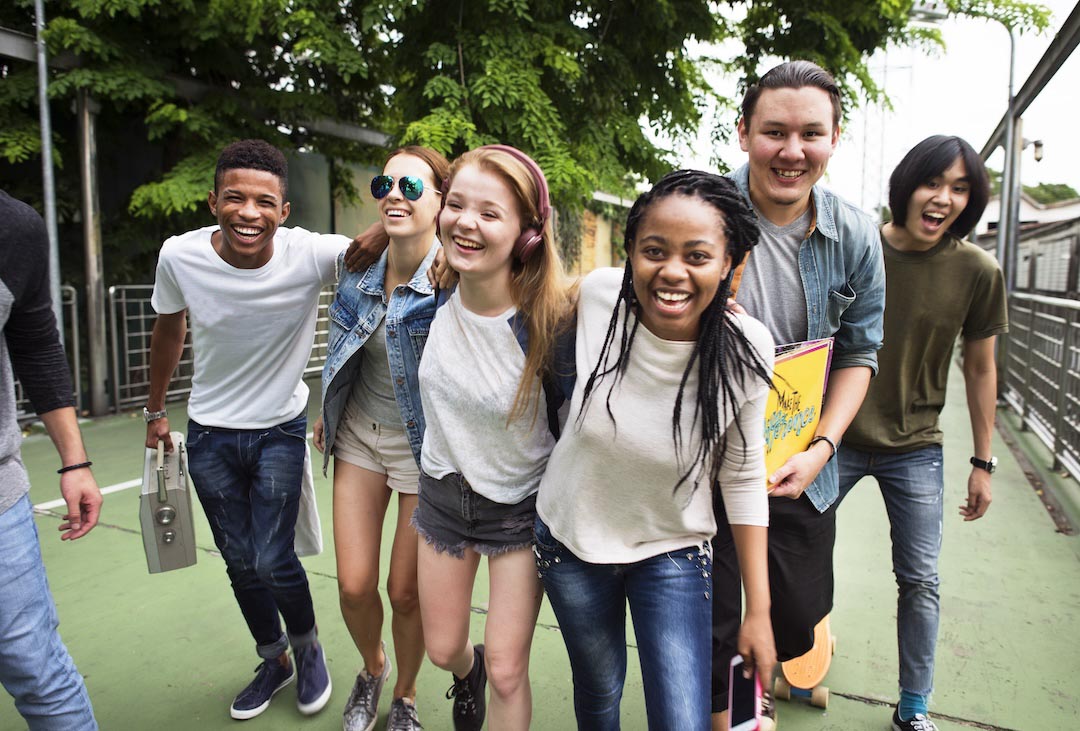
[107,285,336,412]
[1002,291,1080,479]
[15,285,80,422]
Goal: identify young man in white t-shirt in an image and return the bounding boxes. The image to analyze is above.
[145,140,348,721]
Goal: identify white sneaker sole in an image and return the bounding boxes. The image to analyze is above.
[298,677,332,716]
[230,673,295,720]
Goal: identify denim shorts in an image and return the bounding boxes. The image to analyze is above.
[411,471,536,558]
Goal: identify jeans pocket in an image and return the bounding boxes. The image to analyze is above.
[532,518,562,580]
[185,425,211,449]
[274,416,308,442]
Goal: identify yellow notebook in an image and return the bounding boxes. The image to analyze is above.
[764,338,834,481]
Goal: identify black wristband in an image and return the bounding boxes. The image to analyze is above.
[57,461,93,475]
[809,435,838,462]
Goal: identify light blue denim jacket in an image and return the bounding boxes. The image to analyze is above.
[319,241,439,475]
[731,164,886,511]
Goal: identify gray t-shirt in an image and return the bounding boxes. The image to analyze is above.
[345,316,403,428]
[735,206,812,347]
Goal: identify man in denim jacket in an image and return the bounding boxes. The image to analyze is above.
[711,60,886,730]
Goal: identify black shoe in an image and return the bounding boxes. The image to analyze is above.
[230,658,295,720]
[445,644,486,731]
[892,707,938,731]
[294,641,332,715]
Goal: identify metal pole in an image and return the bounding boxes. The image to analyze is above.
[995,26,1016,279]
[1006,116,1024,292]
[77,90,109,415]
[34,0,62,342]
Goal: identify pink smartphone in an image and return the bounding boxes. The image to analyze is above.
[728,654,761,731]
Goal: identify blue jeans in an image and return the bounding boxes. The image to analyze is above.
[535,518,712,731]
[837,444,943,697]
[0,494,96,730]
[187,414,317,659]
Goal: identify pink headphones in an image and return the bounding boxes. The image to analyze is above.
[478,145,551,263]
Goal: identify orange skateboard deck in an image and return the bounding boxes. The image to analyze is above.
[774,614,835,709]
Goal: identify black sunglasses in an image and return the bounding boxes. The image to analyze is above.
[370,175,436,202]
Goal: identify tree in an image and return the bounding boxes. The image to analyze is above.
[1,0,394,281]
[0,0,1052,278]
[1024,181,1080,204]
[988,169,1079,204]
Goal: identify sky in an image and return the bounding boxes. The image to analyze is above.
[693,0,1080,214]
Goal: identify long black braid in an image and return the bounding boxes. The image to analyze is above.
[578,169,773,499]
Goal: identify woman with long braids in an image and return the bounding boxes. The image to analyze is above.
[535,169,776,730]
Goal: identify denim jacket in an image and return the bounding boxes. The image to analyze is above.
[320,241,440,475]
[731,164,886,511]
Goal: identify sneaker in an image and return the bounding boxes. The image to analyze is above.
[445,643,486,731]
[892,707,939,731]
[229,658,295,720]
[387,697,424,731]
[758,689,778,731]
[343,643,392,731]
[295,641,333,715]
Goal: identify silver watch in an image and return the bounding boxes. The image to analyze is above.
[143,407,168,423]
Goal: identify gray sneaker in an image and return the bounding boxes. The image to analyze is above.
[387,698,424,731]
[342,642,391,731]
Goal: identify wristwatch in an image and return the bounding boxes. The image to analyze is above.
[143,407,168,423]
[970,456,997,474]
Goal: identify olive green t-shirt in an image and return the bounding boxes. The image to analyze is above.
[844,233,1007,452]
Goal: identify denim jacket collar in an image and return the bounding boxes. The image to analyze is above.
[731,164,839,243]
[355,238,440,299]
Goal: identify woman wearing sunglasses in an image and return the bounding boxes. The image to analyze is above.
[313,146,450,731]
[412,146,573,731]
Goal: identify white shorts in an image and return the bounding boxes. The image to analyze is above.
[333,405,420,494]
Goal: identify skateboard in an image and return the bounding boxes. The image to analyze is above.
[773,614,835,709]
[139,433,198,573]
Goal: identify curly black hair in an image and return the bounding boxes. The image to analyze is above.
[215,139,288,198]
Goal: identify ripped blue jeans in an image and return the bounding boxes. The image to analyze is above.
[535,518,713,731]
[187,414,316,659]
[837,444,943,697]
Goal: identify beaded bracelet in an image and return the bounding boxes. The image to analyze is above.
[57,461,93,475]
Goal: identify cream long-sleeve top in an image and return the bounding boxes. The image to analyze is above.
[536,267,774,564]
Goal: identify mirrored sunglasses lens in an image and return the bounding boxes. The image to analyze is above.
[371,176,393,199]
[400,176,424,201]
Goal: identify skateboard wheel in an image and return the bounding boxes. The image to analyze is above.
[774,677,791,701]
[811,685,829,709]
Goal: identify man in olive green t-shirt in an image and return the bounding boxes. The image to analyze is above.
[838,136,1007,731]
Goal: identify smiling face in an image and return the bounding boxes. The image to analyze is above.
[629,194,732,341]
[208,168,289,269]
[901,157,971,249]
[378,153,442,243]
[738,86,839,225]
[439,163,523,283]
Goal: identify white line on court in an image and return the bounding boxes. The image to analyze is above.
[31,431,317,512]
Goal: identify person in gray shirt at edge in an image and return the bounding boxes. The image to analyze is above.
[0,189,103,730]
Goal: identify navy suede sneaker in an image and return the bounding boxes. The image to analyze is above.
[295,641,332,715]
[230,658,295,720]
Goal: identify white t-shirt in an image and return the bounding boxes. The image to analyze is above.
[419,291,556,504]
[537,267,774,564]
[151,225,348,429]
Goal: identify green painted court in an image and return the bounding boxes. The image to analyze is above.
[3,363,1078,730]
